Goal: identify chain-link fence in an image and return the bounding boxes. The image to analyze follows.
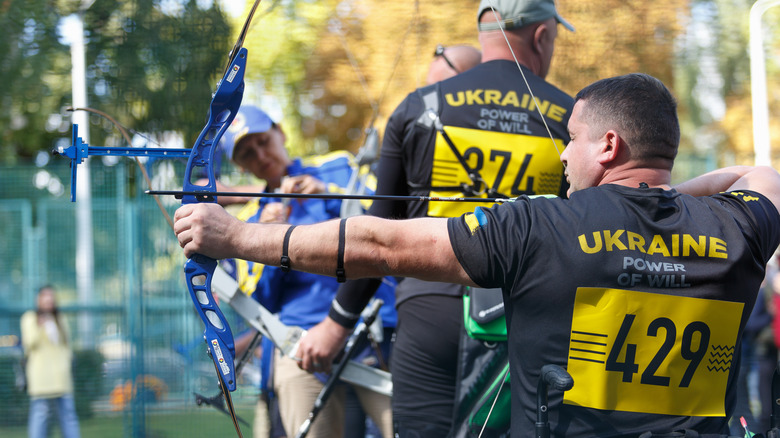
[0,158,259,437]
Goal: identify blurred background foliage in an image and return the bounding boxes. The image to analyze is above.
[1,0,778,176]
[1,0,231,164]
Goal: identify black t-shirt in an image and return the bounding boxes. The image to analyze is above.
[448,185,780,437]
[372,59,573,305]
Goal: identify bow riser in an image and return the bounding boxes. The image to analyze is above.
[181,46,249,399]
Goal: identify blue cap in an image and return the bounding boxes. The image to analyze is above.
[219,105,275,161]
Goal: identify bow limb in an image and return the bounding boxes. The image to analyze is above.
[193,330,261,426]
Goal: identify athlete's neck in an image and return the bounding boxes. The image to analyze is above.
[599,167,672,191]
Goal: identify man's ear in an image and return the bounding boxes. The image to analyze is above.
[532,22,548,54]
[597,130,621,164]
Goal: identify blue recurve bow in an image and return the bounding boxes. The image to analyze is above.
[56,2,263,436]
[170,2,263,436]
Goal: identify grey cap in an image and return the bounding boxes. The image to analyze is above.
[477,0,575,32]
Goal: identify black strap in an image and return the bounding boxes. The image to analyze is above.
[336,218,347,282]
[280,225,296,272]
[415,84,502,198]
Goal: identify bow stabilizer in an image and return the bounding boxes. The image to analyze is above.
[53,124,191,202]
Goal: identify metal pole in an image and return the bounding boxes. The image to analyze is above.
[68,12,95,347]
[749,0,780,166]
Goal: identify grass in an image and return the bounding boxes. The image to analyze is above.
[0,405,256,438]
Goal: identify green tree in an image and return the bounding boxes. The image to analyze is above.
[0,0,70,164]
[81,0,232,147]
[711,0,780,166]
[0,0,233,163]
[673,0,780,168]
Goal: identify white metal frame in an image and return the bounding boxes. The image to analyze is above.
[750,0,780,166]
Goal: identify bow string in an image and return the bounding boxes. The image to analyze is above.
[471,3,567,436]
[178,1,263,436]
[484,0,565,160]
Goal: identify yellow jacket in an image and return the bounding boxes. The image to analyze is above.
[20,311,74,398]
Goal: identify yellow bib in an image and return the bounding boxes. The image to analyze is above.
[564,287,742,416]
[427,126,565,217]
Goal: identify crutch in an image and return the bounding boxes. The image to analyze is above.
[536,364,574,438]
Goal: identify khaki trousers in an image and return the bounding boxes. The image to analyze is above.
[253,396,270,438]
[274,350,393,438]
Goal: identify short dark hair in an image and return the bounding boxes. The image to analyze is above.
[575,73,680,164]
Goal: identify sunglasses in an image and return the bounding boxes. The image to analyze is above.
[434,44,459,73]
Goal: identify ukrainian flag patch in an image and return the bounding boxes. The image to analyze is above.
[464,207,488,235]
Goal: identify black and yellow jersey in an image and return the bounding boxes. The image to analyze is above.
[448,185,780,437]
[371,60,573,305]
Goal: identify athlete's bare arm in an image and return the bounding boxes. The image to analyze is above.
[674,165,780,213]
[174,203,477,286]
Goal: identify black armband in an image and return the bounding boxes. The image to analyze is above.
[280,225,296,272]
[336,218,347,282]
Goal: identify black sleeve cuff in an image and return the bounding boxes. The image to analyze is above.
[328,277,383,328]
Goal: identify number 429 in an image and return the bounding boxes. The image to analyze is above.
[605,314,711,388]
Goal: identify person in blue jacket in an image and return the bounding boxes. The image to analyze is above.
[218,104,396,438]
